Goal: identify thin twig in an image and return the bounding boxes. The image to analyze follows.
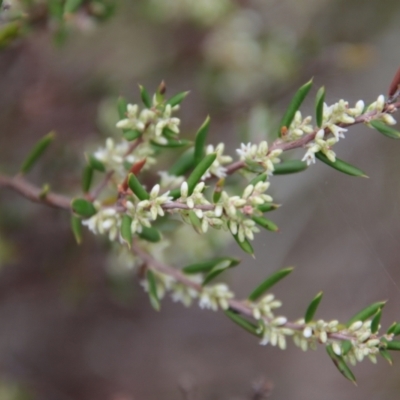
[0,174,70,210]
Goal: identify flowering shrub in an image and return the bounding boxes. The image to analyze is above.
[2,69,400,385]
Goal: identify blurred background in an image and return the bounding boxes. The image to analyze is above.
[1,0,400,399]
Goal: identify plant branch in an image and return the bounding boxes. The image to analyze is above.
[0,174,70,210]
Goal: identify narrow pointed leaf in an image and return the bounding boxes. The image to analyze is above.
[194,115,210,164]
[315,152,368,177]
[305,291,323,323]
[139,85,152,108]
[315,86,325,128]
[188,210,202,234]
[70,215,83,245]
[87,154,105,172]
[168,148,195,176]
[273,160,308,175]
[183,257,240,274]
[39,184,50,200]
[232,233,254,256]
[167,91,190,107]
[370,120,400,139]
[120,215,132,247]
[326,345,357,384]
[82,165,93,193]
[385,340,400,351]
[64,0,82,13]
[225,310,261,337]
[371,309,382,334]
[117,96,128,119]
[187,153,216,195]
[252,216,278,232]
[346,301,386,327]
[387,322,400,336]
[147,270,160,311]
[380,349,393,365]
[128,173,150,201]
[169,188,181,200]
[341,340,352,356]
[123,129,141,141]
[138,226,161,242]
[151,139,191,148]
[71,198,97,218]
[279,79,313,137]
[250,173,267,186]
[257,203,280,213]
[248,267,294,302]
[20,132,55,174]
[203,259,237,286]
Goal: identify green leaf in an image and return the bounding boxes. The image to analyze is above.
[346,301,386,327]
[326,345,357,385]
[232,233,254,256]
[71,198,97,218]
[194,115,210,164]
[257,203,280,213]
[188,210,202,234]
[82,165,93,193]
[128,173,150,201]
[385,340,400,351]
[87,154,105,172]
[20,132,55,174]
[187,153,217,195]
[166,91,190,107]
[64,0,83,13]
[151,139,192,148]
[120,215,132,247]
[248,267,294,302]
[0,22,20,49]
[169,188,181,200]
[315,152,368,178]
[341,340,352,356]
[202,259,238,286]
[123,129,141,141]
[250,173,267,186]
[252,216,278,232]
[370,120,400,139]
[225,310,261,337]
[387,322,400,336]
[315,86,325,128]
[117,96,128,119]
[168,148,195,176]
[279,79,313,137]
[183,257,240,274]
[70,215,83,245]
[138,226,161,242]
[273,160,308,175]
[371,309,382,334]
[146,270,160,311]
[305,291,323,323]
[380,349,393,365]
[139,85,152,108]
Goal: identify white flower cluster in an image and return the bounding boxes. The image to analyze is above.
[237,141,282,175]
[199,283,234,311]
[141,269,202,307]
[259,316,293,349]
[116,102,180,145]
[293,318,340,352]
[298,95,397,166]
[177,180,273,242]
[203,143,233,179]
[250,293,282,320]
[82,206,122,241]
[340,320,382,365]
[125,184,172,234]
[93,138,155,179]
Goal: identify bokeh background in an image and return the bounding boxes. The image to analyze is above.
[1,0,400,399]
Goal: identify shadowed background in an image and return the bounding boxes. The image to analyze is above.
[1,0,400,399]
